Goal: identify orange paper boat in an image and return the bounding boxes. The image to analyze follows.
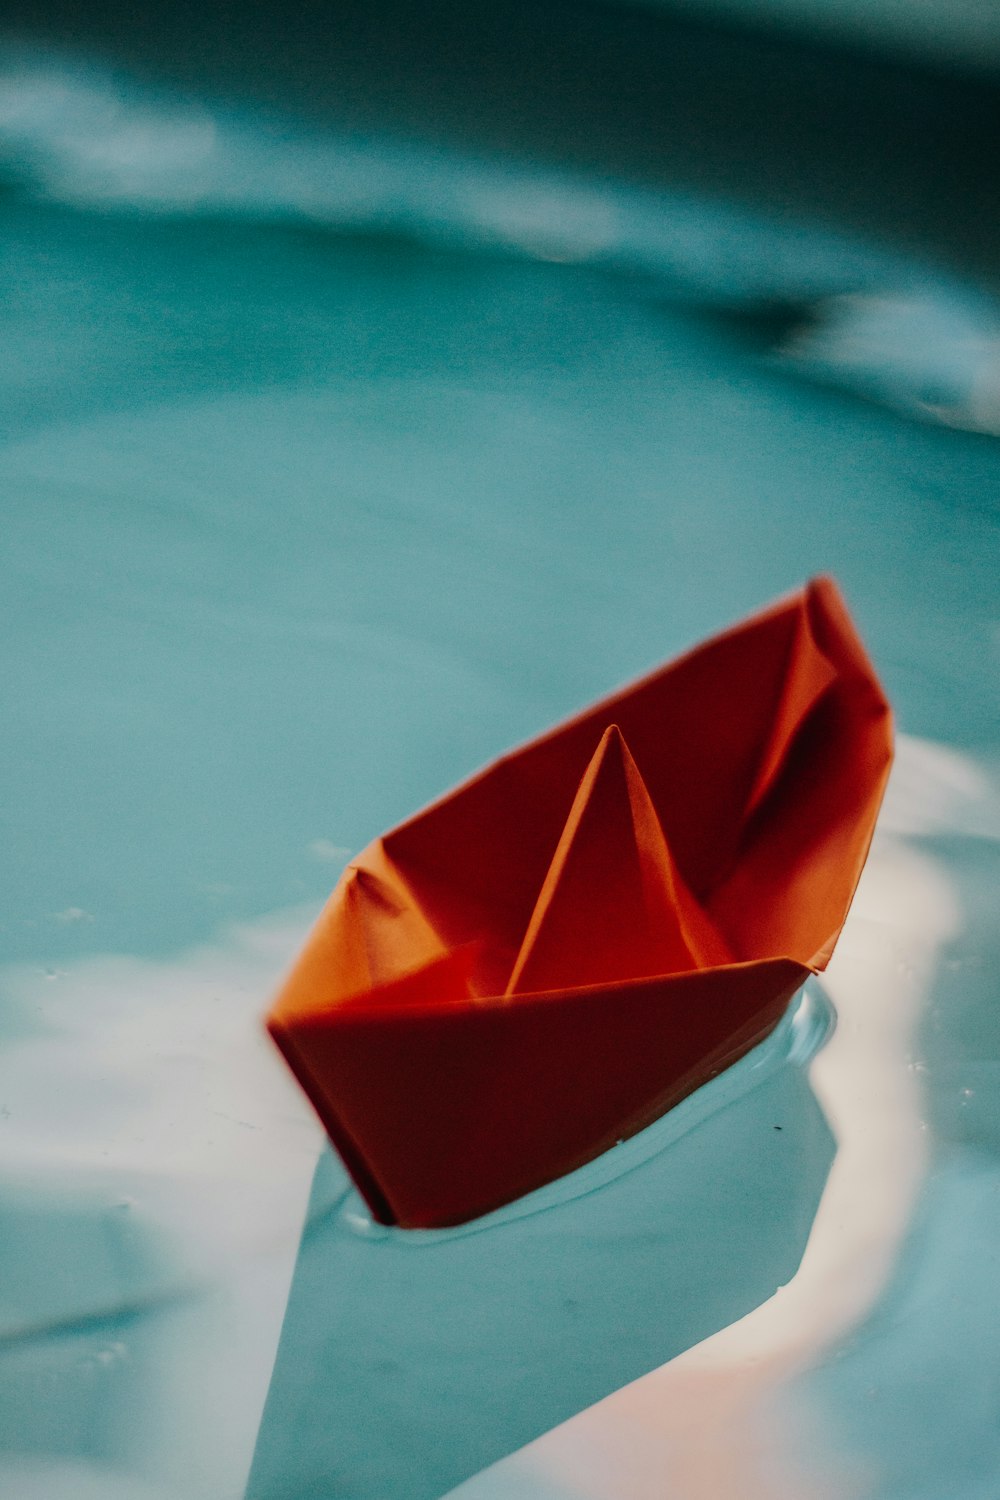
[268,577,892,1229]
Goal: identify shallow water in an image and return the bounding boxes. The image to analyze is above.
[1,32,999,1500]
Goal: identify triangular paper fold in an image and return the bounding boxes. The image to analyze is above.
[507,726,730,994]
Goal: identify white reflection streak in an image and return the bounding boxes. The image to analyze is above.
[781,293,1000,437]
[459,734,991,1500]
[0,908,323,1500]
[0,50,901,294]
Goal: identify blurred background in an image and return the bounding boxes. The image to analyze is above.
[1,2,998,1497]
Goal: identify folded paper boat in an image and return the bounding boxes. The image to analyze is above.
[267,577,892,1229]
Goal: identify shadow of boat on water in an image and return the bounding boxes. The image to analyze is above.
[247,991,835,1500]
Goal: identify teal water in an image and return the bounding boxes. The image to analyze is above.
[4,197,997,970]
[1,33,999,1500]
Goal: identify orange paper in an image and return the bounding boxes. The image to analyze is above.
[268,578,892,1229]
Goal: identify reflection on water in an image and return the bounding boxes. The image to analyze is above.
[0,49,903,282]
[2,46,1000,434]
[0,32,998,1500]
[781,293,1000,436]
